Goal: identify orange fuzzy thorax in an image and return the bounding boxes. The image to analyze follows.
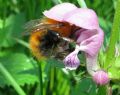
[41,18,72,37]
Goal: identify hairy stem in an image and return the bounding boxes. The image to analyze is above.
[77,0,87,8]
[105,0,120,69]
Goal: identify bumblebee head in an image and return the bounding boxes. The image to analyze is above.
[39,30,60,55]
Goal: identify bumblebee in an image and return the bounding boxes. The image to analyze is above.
[24,17,79,60]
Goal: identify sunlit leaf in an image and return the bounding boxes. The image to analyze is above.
[108,57,120,80]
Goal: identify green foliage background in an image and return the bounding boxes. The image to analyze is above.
[0,0,120,95]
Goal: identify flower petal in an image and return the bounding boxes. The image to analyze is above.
[86,55,100,75]
[76,28,104,56]
[43,3,77,21]
[64,8,99,30]
[63,49,80,70]
[76,29,97,43]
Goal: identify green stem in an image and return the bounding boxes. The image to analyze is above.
[2,0,7,28]
[77,0,87,8]
[58,0,62,4]
[0,63,26,95]
[38,61,43,95]
[97,85,107,95]
[50,68,54,91]
[105,0,120,69]
[40,0,45,13]
[24,0,34,19]
[13,38,29,49]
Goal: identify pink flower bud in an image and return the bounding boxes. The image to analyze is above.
[93,70,109,85]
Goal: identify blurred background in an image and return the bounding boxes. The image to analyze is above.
[0,0,118,95]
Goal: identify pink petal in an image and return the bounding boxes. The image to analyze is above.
[63,8,99,30]
[77,28,104,56]
[86,55,100,75]
[76,29,98,43]
[63,48,80,70]
[43,3,77,21]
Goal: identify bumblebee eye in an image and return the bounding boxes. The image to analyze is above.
[47,30,60,37]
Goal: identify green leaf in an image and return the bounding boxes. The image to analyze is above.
[0,13,25,47]
[43,58,64,81]
[46,58,65,68]
[0,53,39,87]
[71,78,97,95]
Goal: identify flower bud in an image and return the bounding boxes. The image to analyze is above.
[93,70,109,85]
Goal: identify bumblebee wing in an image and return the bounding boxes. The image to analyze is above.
[24,19,42,29]
[23,19,62,36]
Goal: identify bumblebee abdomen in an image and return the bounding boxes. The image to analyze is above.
[29,30,47,59]
[29,30,60,59]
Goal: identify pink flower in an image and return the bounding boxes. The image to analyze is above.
[43,3,104,72]
[93,70,109,85]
